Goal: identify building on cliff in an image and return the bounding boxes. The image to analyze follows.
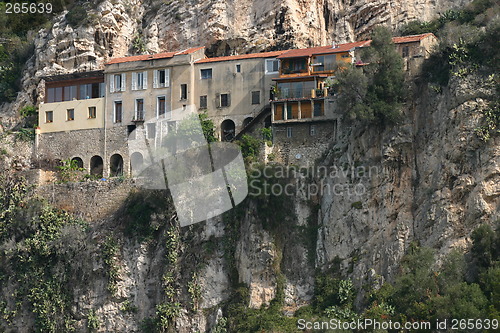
[35,33,437,178]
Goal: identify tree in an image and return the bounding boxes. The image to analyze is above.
[334,26,406,125]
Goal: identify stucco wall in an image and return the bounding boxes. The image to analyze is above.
[39,98,104,133]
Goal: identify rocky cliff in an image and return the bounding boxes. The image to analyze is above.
[1,0,472,119]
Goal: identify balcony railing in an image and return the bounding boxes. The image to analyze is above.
[274,88,328,100]
[132,111,145,122]
[275,88,313,100]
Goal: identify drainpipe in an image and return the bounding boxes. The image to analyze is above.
[103,74,107,178]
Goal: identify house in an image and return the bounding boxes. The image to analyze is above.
[35,33,438,178]
[194,51,285,141]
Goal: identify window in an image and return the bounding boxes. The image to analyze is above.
[135,99,144,120]
[114,101,122,123]
[265,58,280,74]
[200,95,207,109]
[286,127,292,138]
[88,106,96,119]
[310,125,316,136]
[147,123,156,139]
[133,71,147,90]
[286,104,292,119]
[157,96,166,117]
[313,101,323,116]
[180,84,188,100]
[251,91,260,105]
[200,68,212,79]
[45,111,53,123]
[66,108,74,121]
[111,74,125,92]
[154,69,170,88]
[236,64,241,73]
[63,86,77,101]
[46,87,55,103]
[220,93,230,107]
[402,46,410,58]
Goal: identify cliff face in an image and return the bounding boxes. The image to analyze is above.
[1,0,471,117]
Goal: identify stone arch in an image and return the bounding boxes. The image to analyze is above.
[90,155,103,177]
[242,117,254,128]
[221,119,235,141]
[130,152,144,176]
[71,157,84,169]
[110,154,124,177]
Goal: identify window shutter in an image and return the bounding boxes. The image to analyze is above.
[215,93,221,108]
[143,71,148,89]
[227,93,231,106]
[131,72,137,90]
[153,70,158,88]
[110,75,115,93]
[121,73,126,91]
[165,69,170,87]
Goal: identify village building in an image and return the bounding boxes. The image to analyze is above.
[35,33,438,178]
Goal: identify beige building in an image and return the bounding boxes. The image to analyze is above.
[194,51,285,141]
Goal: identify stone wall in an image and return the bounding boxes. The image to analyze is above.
[271,120,338,166]
[36,179,135,221]
[36,126,131,178]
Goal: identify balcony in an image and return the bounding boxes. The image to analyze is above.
[132,111,145,122]
[274,88,328,100]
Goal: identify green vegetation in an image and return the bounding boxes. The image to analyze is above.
[101,236,119,295]
[56,158,85,183]
[14,127,35,142]
[236,134,261,161]
[0,174,89,332]
[404,0,499,141]
[0,0,74,102]
[334,26,406,126]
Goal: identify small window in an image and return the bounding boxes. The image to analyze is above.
[236,64,241,73]
[66,109,74,121]
[286,127,292,138]
[135,99,144,120]
[265,59,280,74]
[114,101,122,123]
[221,93,230,107]
[310,125,316,136]
[200,68,212,79]
[157,96,166,117]
[147,123,156,139]
[251,91,260,105]
[114,74,123,91]
[341,54,350,58]
[46,87,55,103]
[180,84,188,100]
[402,46,410,58]
[200,95,207,109]
[154,69,169,88]
[45,111,53,123]
[138,72,144,89]
[88,106,96,119]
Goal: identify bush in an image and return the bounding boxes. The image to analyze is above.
[65,6,88,27]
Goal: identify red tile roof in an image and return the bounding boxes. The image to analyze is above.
[276,33,435,59]
[393,33,436,44]
[195,50,287,64]
[106,47,205,65]
[277,41,371,59]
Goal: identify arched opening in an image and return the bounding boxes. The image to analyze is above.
[221,119,235,142]
[90,156,103,177]
[242,117,254,128]
[110,154,124,177]
[71,157,84,169]
[130,152,144,176]
[264,115,272,128]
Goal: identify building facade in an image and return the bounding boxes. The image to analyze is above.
[35,33,437,178]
